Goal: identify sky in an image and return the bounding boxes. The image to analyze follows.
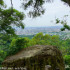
[4,0,70,27]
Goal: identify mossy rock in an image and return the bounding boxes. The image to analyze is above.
[2,45,65,70]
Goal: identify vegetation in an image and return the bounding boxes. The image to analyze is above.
[0,32,70,67]
[9,0,70,18]
[21,0,70,18]
[0,0,25,65]
[56,15,70,31]
[0,0,70,69]
[0,0,25,36]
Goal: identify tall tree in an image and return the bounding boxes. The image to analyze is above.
[0,0,25,36]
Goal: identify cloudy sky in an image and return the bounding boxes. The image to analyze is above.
[4,0,70,27]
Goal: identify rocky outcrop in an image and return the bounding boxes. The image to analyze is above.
[2,45,65,70]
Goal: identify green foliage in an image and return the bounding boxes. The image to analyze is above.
[0,33,16,65]
[1,0,69,18]
[64,55,70,65]
[22,0,70,17]
[0,0,4,6]
[32,33,70,66]
[21,0,70,18]
[33,32,43,40]
[18,35,34,39]
[56,18,60,24]
[55,15,70,31]
[0,32,70,66]
[0,50,7,65]
[1,0,70,66]
[42,34,51,40]
[64,24,70,30]
[15,37,29,48]
[0,8,25,35]
[22,0,45,17]
[32,33,60,46]
[28,39,36,46]
[33,32,43,44]
[51,35,60,46]
[8,37,29,55]
[61,28,65,31]
[0,0,25,36]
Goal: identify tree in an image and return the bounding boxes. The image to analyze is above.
[43,34,51,40]
[8,37,29,55]
[0,0,25,36]
[0,0,70,35]
[22,0,53,18]
[55,15,70,31]
[0,0,4,6]
[33,32,43,43]
[0,8,25,35]
[64,55,70,65]
[21,0,70,17]
[2,0,70,18]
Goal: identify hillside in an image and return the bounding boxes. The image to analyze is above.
[16,26,70,40]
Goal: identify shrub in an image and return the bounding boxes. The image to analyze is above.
[8,37,29,55]
[0,50,6,65]
[64,55,70,65]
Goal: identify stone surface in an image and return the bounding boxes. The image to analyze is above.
[2,45,65,70]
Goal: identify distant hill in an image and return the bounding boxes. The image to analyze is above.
[15,26,70,40]
[15,26,63,35]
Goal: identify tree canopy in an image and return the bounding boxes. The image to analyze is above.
[0,0,25,36]
[22,0,53,18]
[22,0,70,17]
[1,0,70,18]
[0,0,70,36]
[22,0,70,31]
[0,0,4,6]
[56,15,70,31]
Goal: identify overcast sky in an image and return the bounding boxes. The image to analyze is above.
[4,0,70,27]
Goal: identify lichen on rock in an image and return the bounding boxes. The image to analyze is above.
[2,45,65,70]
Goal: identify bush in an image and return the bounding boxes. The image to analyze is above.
[8,37,29,55]
[64,55,70,65]
[0,50,7,65]
[28,39,36,46]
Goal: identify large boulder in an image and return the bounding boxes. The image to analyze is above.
[2,45,65,70]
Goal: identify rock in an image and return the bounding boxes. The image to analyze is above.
[2,45,65,70]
